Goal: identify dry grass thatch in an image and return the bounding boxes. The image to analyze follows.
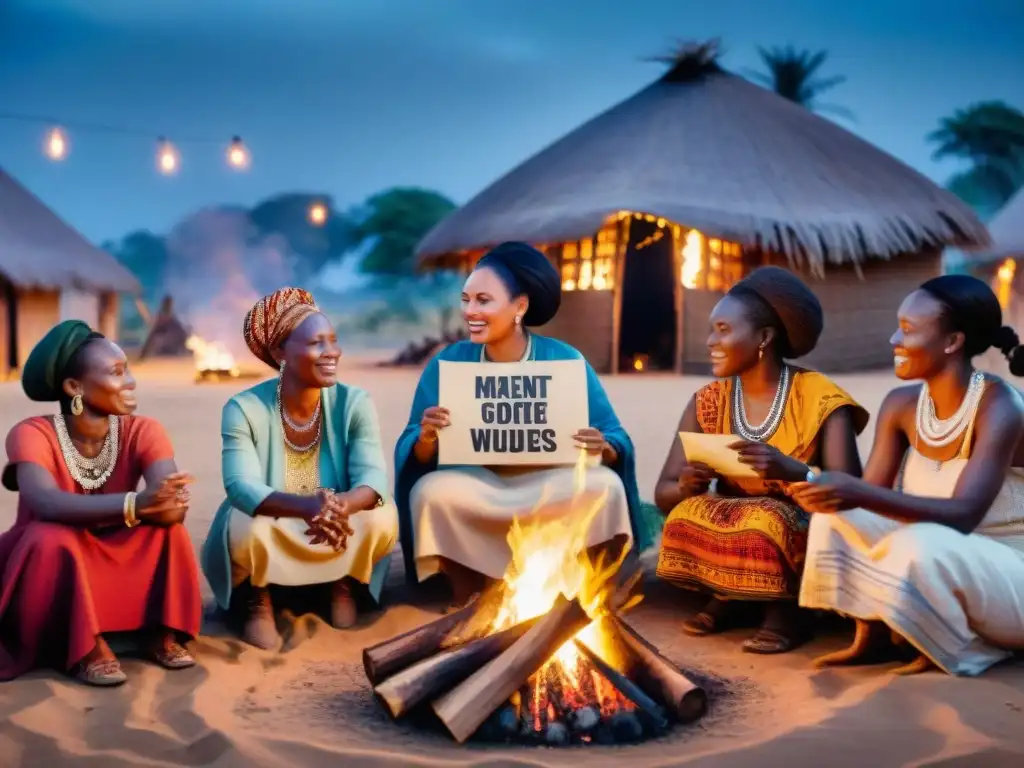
[416,41,989,274]
[0,167,139,292]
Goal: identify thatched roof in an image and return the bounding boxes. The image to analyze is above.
[0,167,140,292]
[416,44,989,273]
[967,189,1024,265]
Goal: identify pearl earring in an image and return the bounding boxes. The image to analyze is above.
[515,315,522,325]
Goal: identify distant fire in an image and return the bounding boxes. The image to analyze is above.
[185,335,240,381]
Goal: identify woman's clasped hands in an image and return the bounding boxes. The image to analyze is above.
[305,489,354,552]
[137,471,195,526]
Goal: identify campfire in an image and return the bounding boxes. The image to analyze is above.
[363,456,707,746]
[185,335,241,383]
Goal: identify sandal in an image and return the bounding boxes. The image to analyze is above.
[75,658,127,687]
[150,641,196,670]
[742,626,809,655]
[682,597,734,637]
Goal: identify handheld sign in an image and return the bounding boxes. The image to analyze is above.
[438,360,589,466]
[678,432,759,479]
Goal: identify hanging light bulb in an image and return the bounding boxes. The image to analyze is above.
[156,137,180,175]
[44,127,68,161]
[226,135,249,170]
[308,202,327,226]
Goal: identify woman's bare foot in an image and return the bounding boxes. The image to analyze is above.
[146,629,195,670]
[743,602,811,654]
[243,586,281,650]
[441,559,488,610]
[813,619,893,668]
[75,636,126,686]
[893,654,936,675]
[330,579,358,629]
[682,596,736,636]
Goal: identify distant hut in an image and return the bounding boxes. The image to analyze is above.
[139,296,192,359]
[0,167,139,379]
[415,42,989,374]
[959,189,1024,329]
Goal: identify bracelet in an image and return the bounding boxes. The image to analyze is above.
[123,491,140,528]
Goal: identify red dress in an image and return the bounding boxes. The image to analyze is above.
[0,416,202,680]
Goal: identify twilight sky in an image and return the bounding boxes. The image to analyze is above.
[1,0,1022,245]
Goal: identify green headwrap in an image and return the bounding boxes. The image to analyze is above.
[21,320,99,402]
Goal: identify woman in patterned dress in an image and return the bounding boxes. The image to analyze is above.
[201,288,397,650]
[654,267,868,653]
[0,320,201,685]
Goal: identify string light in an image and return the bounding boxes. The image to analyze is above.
[44,126,68,160]
[308,202,327,226]
[0,112,253,175]
[156,137,180,175]
[226,136,249,170]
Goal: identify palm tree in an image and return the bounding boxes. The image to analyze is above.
[749,46,852,119]
[929,101,1024,214]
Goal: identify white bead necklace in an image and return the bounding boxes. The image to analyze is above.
[277,379,322,453]
[480,332,533,363]
[53,414,120,491]
[915,369,985,448]
[732,365,791,442]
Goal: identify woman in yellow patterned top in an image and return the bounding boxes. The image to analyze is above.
[200,288,397,650]
[654,267,868,653]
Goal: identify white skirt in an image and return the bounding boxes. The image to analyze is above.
[409,464,632,582]
[799,508,1024,676]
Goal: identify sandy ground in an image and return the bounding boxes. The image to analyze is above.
[1,357,1023,767]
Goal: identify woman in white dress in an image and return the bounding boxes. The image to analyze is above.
[792,274,1024,676]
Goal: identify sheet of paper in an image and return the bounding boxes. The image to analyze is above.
[678,432,759,478]
[437,359,590,466]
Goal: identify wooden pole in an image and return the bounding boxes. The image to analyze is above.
[609,215,631,375]
[432,595,590,743]
[362,599,482,686]
[608,616,707,723]
[373,615,541,719]
[671,224,685,374]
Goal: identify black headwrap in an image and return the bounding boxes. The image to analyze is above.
[21,320,102,402]
[918,274,1021,368]
[727,266,824,359]
[475,241,561,326]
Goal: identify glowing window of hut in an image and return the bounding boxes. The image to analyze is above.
[680,230,743,291]
[996,258,1016,310]
[559,220,617,292]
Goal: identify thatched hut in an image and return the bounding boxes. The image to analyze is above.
[415,43,989,374]
[0,167,139,379]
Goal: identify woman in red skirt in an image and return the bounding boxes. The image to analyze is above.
[0,320,202,685]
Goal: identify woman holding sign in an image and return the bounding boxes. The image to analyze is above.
[793,275,1024,676]
[201,288,397,650]
[393,242,647,606]
[654,266,868,654]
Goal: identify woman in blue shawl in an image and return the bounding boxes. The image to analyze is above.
[394,242,647,605]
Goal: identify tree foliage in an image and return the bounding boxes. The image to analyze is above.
[749,45,852,120]
[348,187,457,275]
[928,100,1024,214]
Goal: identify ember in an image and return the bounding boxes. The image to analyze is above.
[363,452,707,746]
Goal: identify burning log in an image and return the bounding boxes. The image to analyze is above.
[571,637,669,732]
[362,599,483,686]
[373,615,541,720]
[608,616,707,723]
[431,594,590,744]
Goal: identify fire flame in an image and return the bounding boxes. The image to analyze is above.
[185,335,240,376]
[486,450,641,726]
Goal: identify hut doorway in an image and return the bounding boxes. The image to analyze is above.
[618,219,676,372]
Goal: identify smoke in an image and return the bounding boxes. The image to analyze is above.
[161,206,299,365]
